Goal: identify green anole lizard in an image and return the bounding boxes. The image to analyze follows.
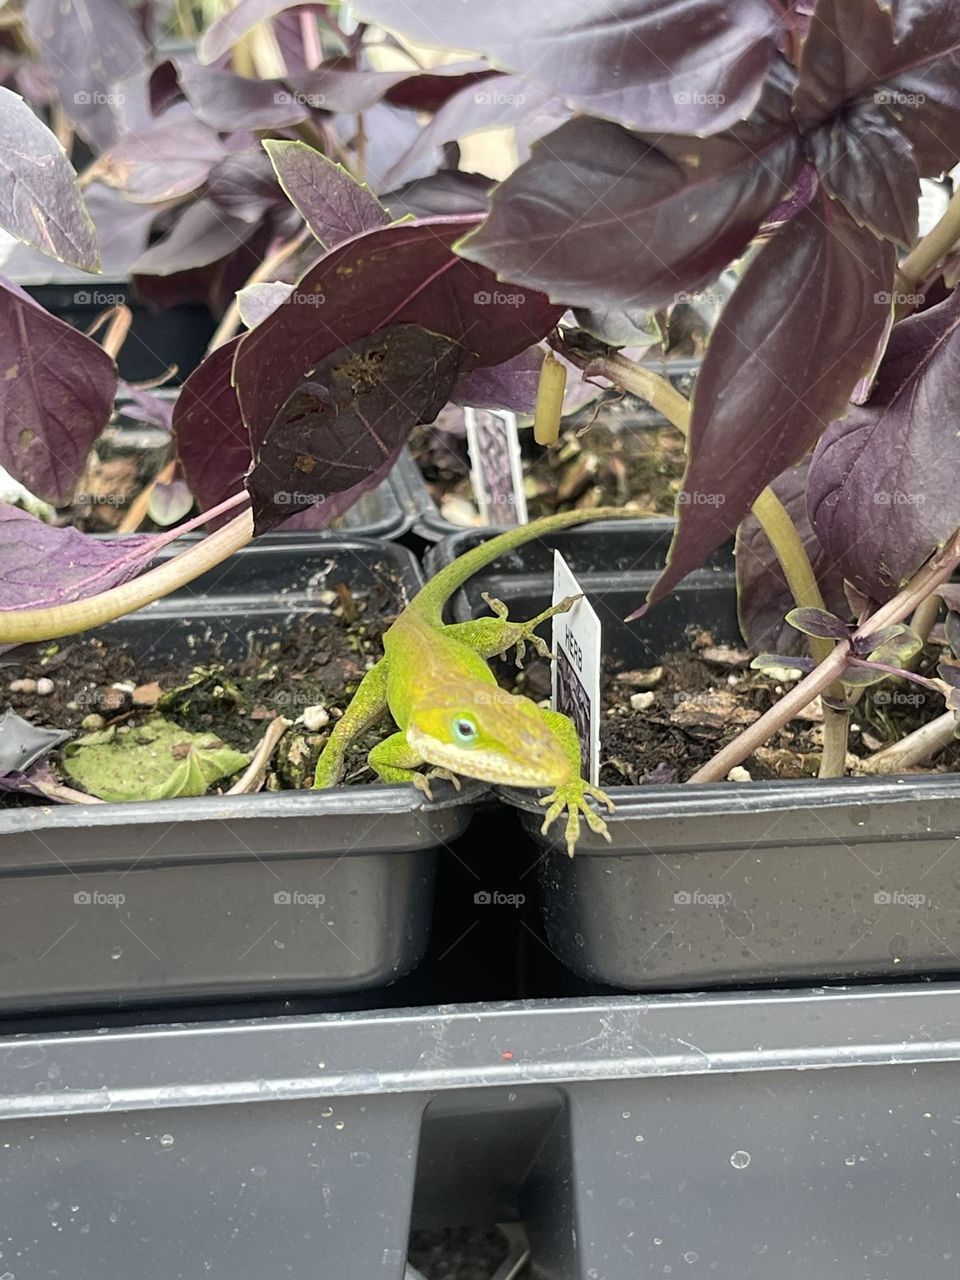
[313,508,637,855]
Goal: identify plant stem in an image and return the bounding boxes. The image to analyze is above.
[227,716,291,793]
[0,509,255,644]
[910,591,941,644]
[563,341,853,773]
[208,228,310,352]
[858,711,957,774]
[899,186,960,290]
[689,524,960,782]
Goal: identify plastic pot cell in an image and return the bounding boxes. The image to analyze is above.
[431,520,960,991]
[0,540,478,1011]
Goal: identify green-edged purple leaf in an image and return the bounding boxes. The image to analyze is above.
[247,324,463,533]
[0,278,117,504]
[97,119,230,203]
[232,215,565,447]
[859,624,924,669]
[176,58,309,131]
[808,288,960,603]
[262,141,389,249]
[25,0,149,150]
[785,608,852,640]
[131,199,258,276]
[173,336,250,523]
[458,85,802,311]
[736,460,849,656]
[806,101,919,248]
[0,87,100,271]
[640,190,895,616]
[355,0,782,135]
[0,502,162,610]
[750,652,814,674]
[198,0,328,64]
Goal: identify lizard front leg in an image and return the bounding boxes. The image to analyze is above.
[313,658,389,788]
[367,732,461,799]
[535,707,614,857]
[444,593,582,667]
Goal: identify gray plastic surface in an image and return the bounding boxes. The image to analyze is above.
[2,985,960,1277]
[0,540,479,1009]
[431,521,960,990]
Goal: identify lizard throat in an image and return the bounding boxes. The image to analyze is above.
[406,727,557,788]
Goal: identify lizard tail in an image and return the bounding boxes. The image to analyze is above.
[410,508,643,627]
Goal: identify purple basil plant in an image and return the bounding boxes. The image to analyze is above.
[4,0,960,790]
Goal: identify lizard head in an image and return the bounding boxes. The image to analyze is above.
[405,681,573,788]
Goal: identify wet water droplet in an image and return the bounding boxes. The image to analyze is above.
[320,1107,334,1118]
[684,1252,700,1264]
[730,1150,751,1170]
[159,1134,174,1148]
[109,947,122,961]
[844,1155,856,1167]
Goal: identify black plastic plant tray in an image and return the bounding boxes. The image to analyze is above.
[2,984,960,1278]
[430,521,960,991]
[0,540,479,1011]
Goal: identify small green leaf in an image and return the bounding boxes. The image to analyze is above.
[62,716,249,802]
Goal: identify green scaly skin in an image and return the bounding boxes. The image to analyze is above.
[313,508,637,855]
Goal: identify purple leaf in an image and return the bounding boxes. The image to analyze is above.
[379,75,569,191]
[262,140,389,249]
[792,0,896,129]
[459,82,802,311]
[173,336,251,523]
[97,119,231,202]
[345,101,442,193]
[176,58,310,131]
[355,0,782,135]
[148,479,194,527]
[0,502,162,610]
[736,460,850,656]
[131,199,258,276]
[290,57,492,115]
[382,171,493,221]
[806,101,919,247]
[198,0,327,64]
[205,146,293,226]
[116,383,175,431]
[0,278,117,505]
[451,346,598,416]
[640,189,895,616]
[25,0,149,149]
[0,86,100,271]
[0,183,156,284]
[232,215,565,447]
[247,324,464,533]
[808,288,960,603]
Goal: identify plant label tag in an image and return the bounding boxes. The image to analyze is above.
[464,407,528,526]
[551,550,601,785]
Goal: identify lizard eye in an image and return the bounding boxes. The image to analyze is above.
[451,714,479,746]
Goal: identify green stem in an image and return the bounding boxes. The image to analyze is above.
[899,186,960,291]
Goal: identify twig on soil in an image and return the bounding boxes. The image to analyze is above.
[858,711,957,775]
[227,716,291,794]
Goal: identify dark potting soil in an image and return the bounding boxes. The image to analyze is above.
[2,589,398,802]
[504,625,960,785]
[408,1227,518,1279]
[410,393,687,526]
